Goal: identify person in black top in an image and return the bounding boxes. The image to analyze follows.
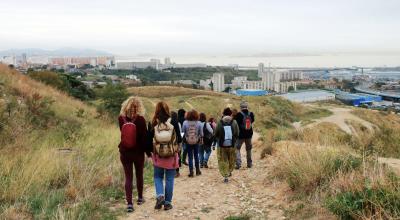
[234,101,255,169]
[171,111,183,177]
[178,109,188,166]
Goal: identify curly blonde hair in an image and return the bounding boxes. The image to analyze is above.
[120,96,144,118]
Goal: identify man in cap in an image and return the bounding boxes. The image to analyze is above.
[234,101,255,169]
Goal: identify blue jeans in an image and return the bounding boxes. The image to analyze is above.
[199,145,212,165]
[187,144,200,172]
[182,143,188,163]
[154,166,176,204]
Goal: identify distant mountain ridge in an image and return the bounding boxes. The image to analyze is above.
[0,48,113,57]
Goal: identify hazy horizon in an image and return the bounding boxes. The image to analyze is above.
[2,0,400,67]
[1,0,400,55]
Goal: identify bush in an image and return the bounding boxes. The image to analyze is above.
[96,83,128,116]
[25,93,56,128]
[28,71,95,101]
[326,169,400,219]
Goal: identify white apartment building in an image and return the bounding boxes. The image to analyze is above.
[164,57,171,65]
[278,70,303,81]
[232,76,248,88]
[273,81,297,93]
[212,73,225,92]
[116,61,159,70]
[200,79,212,90]
[0,56,17,66]
[173,63,207,68]
[258,63,264,78]
[126,74,138,80]
[242,81,266,90]
[175,80,195,85]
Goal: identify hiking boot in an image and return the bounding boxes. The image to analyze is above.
[200,164,204,168]
[224,177,229,183]
[196,169,202,176]
[137,198,145,205]
[127,204,134,212]
[154,196,165,210]
[164,203,173,211]
[235,165,241,170]
[247,164,252,168]
[188,171,194,177]
[204,163,209,168]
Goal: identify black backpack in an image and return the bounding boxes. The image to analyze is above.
[203,122,214,145]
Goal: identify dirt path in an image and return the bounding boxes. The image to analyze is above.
[294,107,374,134]
[185,101,194,109]
[120,132,287,220]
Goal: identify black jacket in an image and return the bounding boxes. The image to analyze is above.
[234,109,255,139]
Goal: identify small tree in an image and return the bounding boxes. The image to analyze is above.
[209,81,214,90]
[224,86,232,93]
[96,83,129,116]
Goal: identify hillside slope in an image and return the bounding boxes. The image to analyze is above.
[0,65,123,219]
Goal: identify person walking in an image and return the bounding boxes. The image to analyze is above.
[199,113,214,168]
[234,101,255,169]
[171,111,183,177]
[118,97,150,212]
[209,117,218,149]
[214,108,239,183]
[182,110,203,177]
[178,109,188,166]
[148,101,181,210]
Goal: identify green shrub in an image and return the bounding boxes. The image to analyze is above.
[224,215,251,220]
[28,190,66,219]
[25,93,55,128]
[95,84,128,117]
[326,186,400,219]
[28,71,95,101]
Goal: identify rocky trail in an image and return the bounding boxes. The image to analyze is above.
[119,132,288,220]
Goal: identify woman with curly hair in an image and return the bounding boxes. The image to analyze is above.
[182,109,203,177]
[118,97,151,212]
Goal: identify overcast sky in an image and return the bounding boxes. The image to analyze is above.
[1,0,399,55]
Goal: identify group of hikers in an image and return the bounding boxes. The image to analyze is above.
[118,97,255,212]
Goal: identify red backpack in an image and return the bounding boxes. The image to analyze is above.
[241,112,252,130]
[120,117,137,149]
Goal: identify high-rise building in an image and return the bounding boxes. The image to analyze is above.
[164,57,171,65]
[21,53,27,64]
[258,63,264,78]
[212,73,225,92]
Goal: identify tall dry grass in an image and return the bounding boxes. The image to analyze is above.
[0,65,124,219]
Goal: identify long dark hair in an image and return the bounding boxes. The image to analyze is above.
[199,113,207,122]
[171,111,179,125]
[152,101,170,127]
[177,108,186,125]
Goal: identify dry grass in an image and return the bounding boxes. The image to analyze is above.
[128,86,229,98]
[0,65,123,219]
